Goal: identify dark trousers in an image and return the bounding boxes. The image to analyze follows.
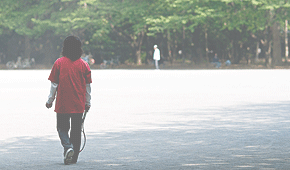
[57,113,82,162]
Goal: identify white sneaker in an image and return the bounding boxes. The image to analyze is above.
[64,148,74,165]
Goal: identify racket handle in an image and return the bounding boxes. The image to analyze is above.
[82,110,88,122]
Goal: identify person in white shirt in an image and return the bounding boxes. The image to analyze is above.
[153,45,160,69]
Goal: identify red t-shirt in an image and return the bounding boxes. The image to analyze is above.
[48,57,92,113]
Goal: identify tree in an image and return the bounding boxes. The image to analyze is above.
[1,0,290,67]
[0,0,61,62]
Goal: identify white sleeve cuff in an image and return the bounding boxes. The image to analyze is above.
[47,82,58,104]
[86,84,91,106]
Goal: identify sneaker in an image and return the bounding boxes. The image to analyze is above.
[64,148,74,165]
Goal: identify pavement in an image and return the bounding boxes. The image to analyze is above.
[0,70,290,170]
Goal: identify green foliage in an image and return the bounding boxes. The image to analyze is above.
[1,0,290,64]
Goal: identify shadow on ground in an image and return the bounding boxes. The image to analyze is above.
[1,102,290,170]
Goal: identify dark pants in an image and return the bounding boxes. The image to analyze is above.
[57,113,82,162]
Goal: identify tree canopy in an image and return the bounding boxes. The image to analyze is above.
[1,0,290,67]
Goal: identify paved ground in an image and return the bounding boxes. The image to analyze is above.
[0,70,290,169]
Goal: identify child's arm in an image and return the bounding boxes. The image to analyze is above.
[85,83,91,111]
[46,82,58,108]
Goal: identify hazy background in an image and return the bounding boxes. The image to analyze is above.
[1,0,290,68]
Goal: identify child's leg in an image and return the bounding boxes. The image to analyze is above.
[70,113,83,162]
[57,113,73,152]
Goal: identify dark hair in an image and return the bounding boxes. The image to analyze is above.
[61,36,83,61]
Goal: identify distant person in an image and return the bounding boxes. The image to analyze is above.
[225,59,231,66]
[212,53,221,68]
[81,53,89,63]
[153,45,160,69]
[46,36,92,165]
[16,56,22,68]
[88,52,95,65]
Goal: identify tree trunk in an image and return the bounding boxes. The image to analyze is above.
[136,49,141,65]
[43,40,53,64]
[167,30,172,65]
[24,36,31,59]
[255,42,260,63]
[132,30,145,65]
[189,33,194,64]
[265,40,272,67]
[196,47,203,63]
[137,35,144,65]
[145,33,150,64]
[205,28,209,62]
[272,21,282,66]
[192,26,203,64]
[173,34,178,62]
[182,26,185,64]
[229,40,234,62]
[285,19,288,63]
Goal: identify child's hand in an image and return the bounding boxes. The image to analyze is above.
[85,104,90,112]
[46,102,52,109]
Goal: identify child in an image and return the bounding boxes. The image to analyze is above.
[46,36,92,165]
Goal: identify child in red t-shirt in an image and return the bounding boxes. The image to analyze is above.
[46,36,92,165]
